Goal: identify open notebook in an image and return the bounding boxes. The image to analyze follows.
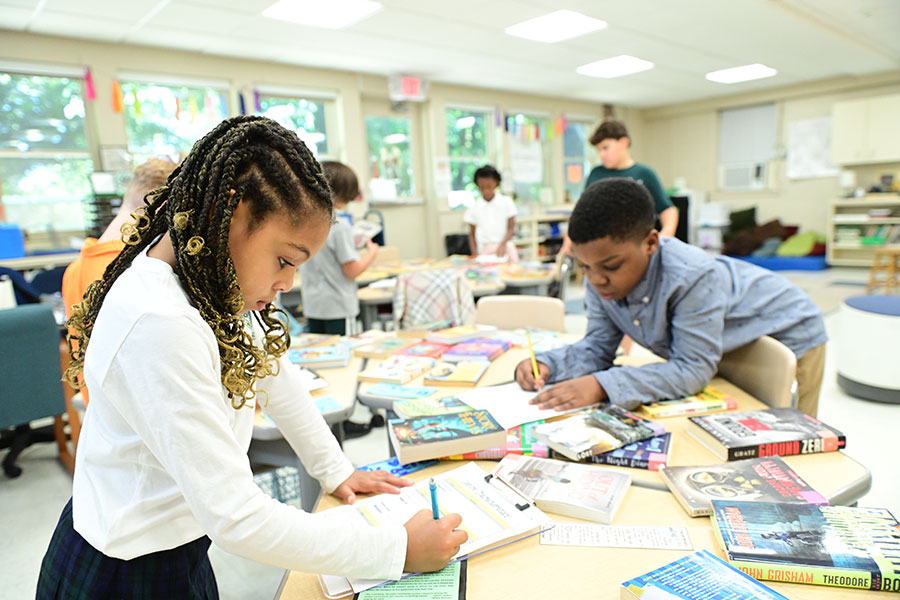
[317,462,552,597]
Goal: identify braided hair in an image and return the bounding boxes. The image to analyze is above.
[65,116,333,409]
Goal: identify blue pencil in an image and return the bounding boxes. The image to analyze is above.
[429,478,439,519]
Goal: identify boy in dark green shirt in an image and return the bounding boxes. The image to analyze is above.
[584,120,678,237]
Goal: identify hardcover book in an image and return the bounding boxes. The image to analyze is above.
[442,419,550,460]
[425,324,496,345]
[687,408,846,462]
[287,343,350,369]
[621,549,789,600]
[660,456,828,517]
[493,454,631,523]
[353,336,421,359]
[639,386,738,418]
[422,361,490,387]
[579,433,673,471]
[357,355,436,385]
[387,410,506,464]
[441,338,512,363]
[711,501,900,592]
[392,395,472,420]
[396,341,452,359]
[533,406,666,461]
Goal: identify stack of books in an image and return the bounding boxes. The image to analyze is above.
[535,405,665,461]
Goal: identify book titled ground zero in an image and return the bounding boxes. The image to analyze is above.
[687,408,845,461]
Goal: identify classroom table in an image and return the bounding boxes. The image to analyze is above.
[275,337,874,599]
[276,460,878,600]
[248,353,364,512]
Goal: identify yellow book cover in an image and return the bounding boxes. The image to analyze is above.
[639,386,738,418]
[423,361,490,387]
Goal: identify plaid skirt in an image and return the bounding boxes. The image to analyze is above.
[37,499,218,599]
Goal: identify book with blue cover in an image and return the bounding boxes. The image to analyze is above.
[366,382,438,401]
[356,456,438,477]
[388,410,506,464]
[621,549,789,599]
[287,343,350,369]
[441,338,512,363]
[711,501,900,591]
[581,433,673,471]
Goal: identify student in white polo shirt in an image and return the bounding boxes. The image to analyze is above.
[464,164,519,262]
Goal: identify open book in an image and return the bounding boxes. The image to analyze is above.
[317,462,552,596]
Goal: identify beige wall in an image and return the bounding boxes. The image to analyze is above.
[640,71,900,234]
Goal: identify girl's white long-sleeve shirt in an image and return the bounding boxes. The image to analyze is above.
[72,249,406,580]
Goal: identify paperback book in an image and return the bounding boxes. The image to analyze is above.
[365,383,437,402]
[620,549,789,600]
[660,456,828,517]
[441,338,512,363]
[579,433,672,471]
[387,410,506,464]
[688,408,846,462]
[422,361,490,387]
[425,324,497,345]
[493,454,631,523]
[396,319,454,339]
[290,332,340,349]
[353,336,421,359]
[442,419,550,460]
[533,405,666,461]
[392,395,472,420]
[356,456,438,477]
[396,341,452,359]
[287,343,350,369]
[341,330,390,349]
[711,501,900,592]
[357,355,436,385]
[639,386,738,418]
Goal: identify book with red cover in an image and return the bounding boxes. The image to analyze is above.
[396,340,452,359]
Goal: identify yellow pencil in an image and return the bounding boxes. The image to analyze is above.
[526,330,540,382]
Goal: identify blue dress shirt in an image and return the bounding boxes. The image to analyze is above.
[536,238,827,409]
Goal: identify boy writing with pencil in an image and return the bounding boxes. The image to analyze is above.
[515,178,827,417]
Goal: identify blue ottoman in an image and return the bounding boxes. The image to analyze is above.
[835,295,900,403]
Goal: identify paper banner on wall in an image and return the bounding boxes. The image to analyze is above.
[786,117,839,179]
[84,68,96,101]
[566,164,583,184]
[434,156,452,198]
[111,80,124,113]
[509,136,542,184]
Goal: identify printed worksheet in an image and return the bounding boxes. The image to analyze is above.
[539,523,692,550]
[320,462,551,594]
[458,383,596,429]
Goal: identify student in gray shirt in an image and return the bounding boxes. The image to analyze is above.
[515,178,827,417]
[300,161,378,335]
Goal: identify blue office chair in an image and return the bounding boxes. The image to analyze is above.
[0,266,41,305]
[0,304,69,477]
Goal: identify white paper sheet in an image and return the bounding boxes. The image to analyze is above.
[457,382,594,430]
[539,523,692,550]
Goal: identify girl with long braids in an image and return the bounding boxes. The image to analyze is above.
[37,116,466,599]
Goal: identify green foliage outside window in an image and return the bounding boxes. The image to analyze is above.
[258,96,329,157]
[365,116,414,198]
[0,72,93,231]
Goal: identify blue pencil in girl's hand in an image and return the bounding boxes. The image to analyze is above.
[430,478,439,519]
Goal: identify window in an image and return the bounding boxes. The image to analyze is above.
[717,103,776,190]
[563,120,594,202]
[0,71,94,232]
[256,90,338,159]
[445,107,492,208]
[508,113,550,202]
[121,79,228,163]
[364,116,414,200]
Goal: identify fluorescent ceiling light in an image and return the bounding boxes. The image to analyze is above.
[705,63,777,84]
[504,10,606,43]
[576,55,654,78]
[262,0,382,30]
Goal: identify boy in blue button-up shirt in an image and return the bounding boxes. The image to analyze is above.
[515,178,827,416]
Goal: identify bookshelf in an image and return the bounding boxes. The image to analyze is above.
[827,194,900,266]
[514,208,572,262]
